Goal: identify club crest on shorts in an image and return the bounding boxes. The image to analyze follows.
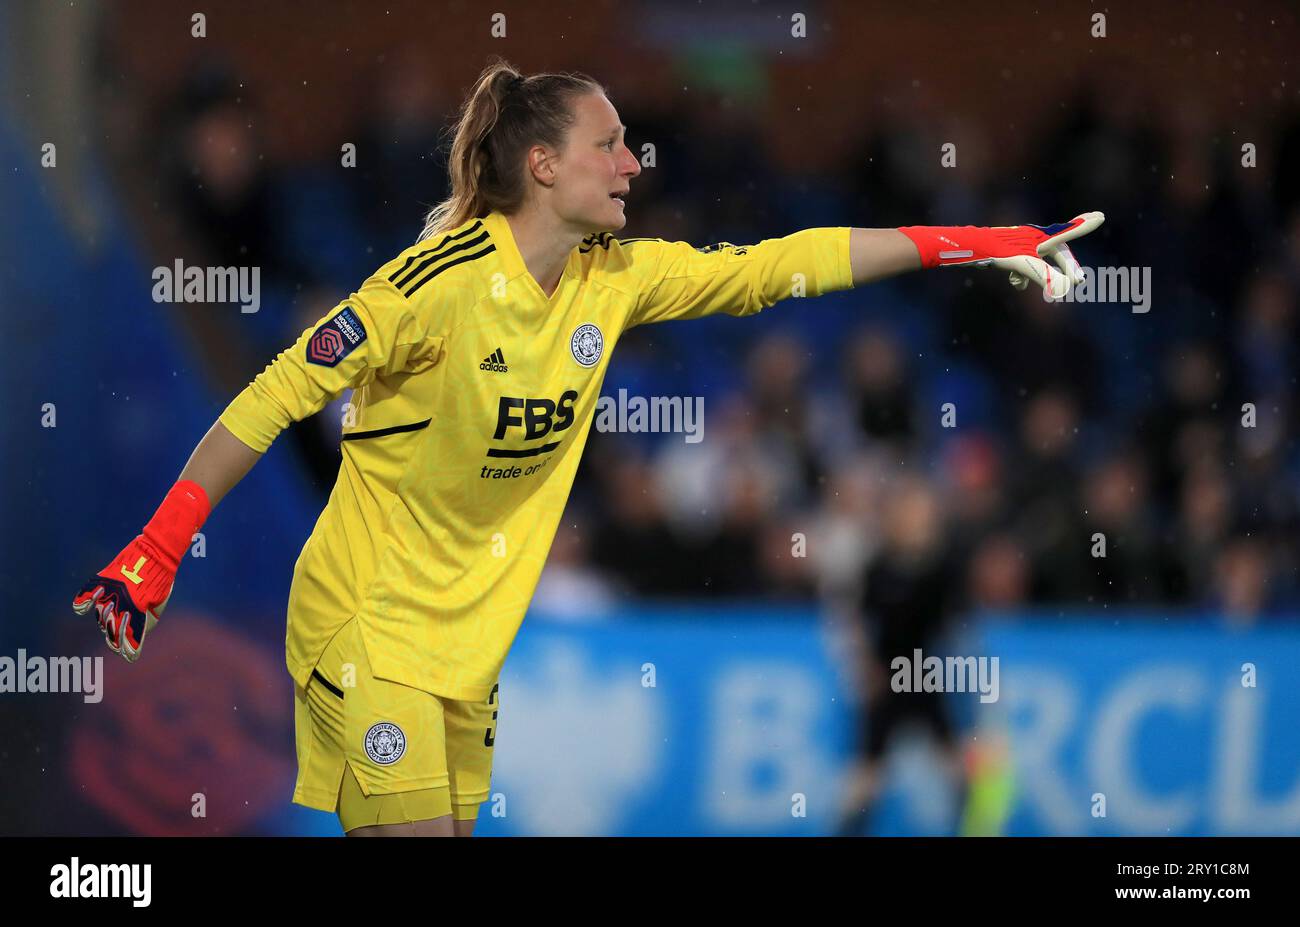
[570,323,603,367]
[363,721,406,765]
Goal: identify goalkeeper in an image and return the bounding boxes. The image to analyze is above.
[73,59,1103,837]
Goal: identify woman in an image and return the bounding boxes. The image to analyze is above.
[73,59,1103,836]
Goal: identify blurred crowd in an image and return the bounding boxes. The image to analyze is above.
[135,57,1300,630]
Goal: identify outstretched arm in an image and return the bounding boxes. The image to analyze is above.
[624,212,1105,329]
[852,213,1107,296]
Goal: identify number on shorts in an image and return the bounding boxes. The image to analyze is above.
[484,683,499,747]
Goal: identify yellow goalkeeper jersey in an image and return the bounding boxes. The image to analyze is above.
[219,210,853,700]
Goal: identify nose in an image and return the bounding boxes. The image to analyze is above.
[620,143,641,178]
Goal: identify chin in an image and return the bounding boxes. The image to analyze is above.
[571,203,627,236]
[598,209,627,232]
[599,199,629,231]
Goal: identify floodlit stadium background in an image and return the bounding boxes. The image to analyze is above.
[2,0,1298,836]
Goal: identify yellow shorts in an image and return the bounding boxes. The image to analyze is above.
[291,616,499,832]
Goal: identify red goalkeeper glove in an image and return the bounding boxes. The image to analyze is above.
[72,480,211,662]
[899,211,1105,298]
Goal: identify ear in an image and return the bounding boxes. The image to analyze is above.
[525,144,558,188]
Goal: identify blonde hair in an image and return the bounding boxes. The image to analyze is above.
[418,58,606,241]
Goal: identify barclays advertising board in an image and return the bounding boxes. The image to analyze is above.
[470,609,1300,837]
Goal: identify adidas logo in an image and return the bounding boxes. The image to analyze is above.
[479,348,508,373]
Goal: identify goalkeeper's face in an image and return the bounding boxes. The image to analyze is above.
[552,92,640,233]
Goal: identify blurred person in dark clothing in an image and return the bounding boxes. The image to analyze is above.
[352,47,453,257]
[649,391,793,595]
[1157,110,1257,313]
[1008,389,1090,601]
[745,333,825,508]
[940,432,1007,569]
[671,90,786,233]
[845,119,936,231]
[809,455,885,610]
[1139,342,1229,513]
[1034,72,1161,247]
[589,456,696,596]
[692,461,769,596]
[990,295,1101,418]
[163,69,289,277]
[836,477,966,836]
[1080,451,1173,604]
[1234,272,1295,405]
[845,326,916,451]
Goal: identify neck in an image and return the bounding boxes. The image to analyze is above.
[503,209,585,297]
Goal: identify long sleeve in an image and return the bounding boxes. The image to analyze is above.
[622,226,853,329]
[219,276,446,453]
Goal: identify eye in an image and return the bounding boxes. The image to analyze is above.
[603,139,616,151]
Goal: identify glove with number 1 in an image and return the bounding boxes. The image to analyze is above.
[72,480,211,662]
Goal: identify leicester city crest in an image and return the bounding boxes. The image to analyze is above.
[364,721,407,765]
[570,323,604,368]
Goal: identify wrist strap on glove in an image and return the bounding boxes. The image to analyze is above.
[140,479,211,571]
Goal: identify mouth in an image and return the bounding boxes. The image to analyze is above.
[609,190,628,207]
